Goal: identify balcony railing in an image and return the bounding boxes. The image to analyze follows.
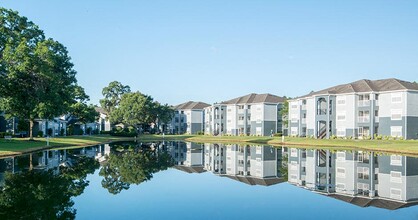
[358,100,370,107]
[301,105,306,110]
[317,109,327,115]
[375,117,379,123]
[375,100,379,106]
[358,116,370,123]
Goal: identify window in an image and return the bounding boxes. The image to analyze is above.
[227,109,232,112]
[337,128,346,137]
[336,167,346,178]
[336,152,346,161]
[390,155,402,166]
[290,148,298,157]
[391,93,402,103]
[291,114,298,122]
[290,161,298,171]
[357,183,369,191]
[391,126,403,137]
[357,167,369,179]
[291,127,298,136]
[390,188,402,200]
[390,171,402,183]
[337,96,346,105]
[337,111,346,121]
[238,105,244,110]
[336,183,346,191]
[291,105,298,109]
[391,109,402,120]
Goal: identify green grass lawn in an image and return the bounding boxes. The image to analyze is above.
[2,134,418,157]
[185,135,418,155]
[0,135,134,156]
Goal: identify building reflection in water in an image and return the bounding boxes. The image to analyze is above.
[287,147,418,210]
[0,144,110,186]
[166,141,286,186]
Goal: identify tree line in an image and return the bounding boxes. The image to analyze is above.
[0,8,173,139]
[99,81,174,134]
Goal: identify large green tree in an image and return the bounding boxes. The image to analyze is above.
[99,81,131,117]
[0,8,81,140]
[110,92,155,132]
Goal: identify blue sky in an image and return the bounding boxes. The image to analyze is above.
[1,1,418,106]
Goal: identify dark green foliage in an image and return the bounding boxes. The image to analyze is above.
[99,143,174,194]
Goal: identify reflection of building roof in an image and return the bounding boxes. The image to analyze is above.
[174,101,210,110]
[221,93,285,105]
[174,165,207,173]
[328,193,418,210]
[296,78,418,99]
[222,175,285,186]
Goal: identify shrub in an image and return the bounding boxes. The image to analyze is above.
[37,131,44,137]
[60,128,65,136]
[273,133,283,137]
[196,131,204,135]
[0,132,12,138]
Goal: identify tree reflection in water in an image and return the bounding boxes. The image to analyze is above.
[99,142,174,194]
[0,155,99,220]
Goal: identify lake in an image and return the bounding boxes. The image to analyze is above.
[1,141,418,219]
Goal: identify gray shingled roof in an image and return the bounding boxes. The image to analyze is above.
[174,101,210,110]
[327,193,418,210]
[221,93,285,105]
[222,175,285,186]
[298,78,418,99]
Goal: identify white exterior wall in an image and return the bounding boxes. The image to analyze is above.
[226,145,238,175]
[379,91,407,118]
[306,98,315,132]
[335,94,357,136]
[335,152,356,195]
[226,105,238,135]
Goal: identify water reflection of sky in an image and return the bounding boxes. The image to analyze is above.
[2,142,418,219]
[73,168,418,220]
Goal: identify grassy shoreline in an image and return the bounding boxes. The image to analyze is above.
[0,135,135,157]
[2,134,418,157]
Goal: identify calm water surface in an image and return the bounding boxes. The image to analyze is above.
[1,141,418,220]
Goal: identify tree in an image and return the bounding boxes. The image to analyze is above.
[153,102,174,133]
[280,99,289,128]
[99,81,131,117]
[0,9,80,140]
[99,142,174,194]
[0,154,99,219]
[110,92,155,132]
[70,103,99,124]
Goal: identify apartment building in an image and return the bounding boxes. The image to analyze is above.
[289,78,418,139]
[205,93,285,136]
[288,147,418,209]
[169,101,210,134]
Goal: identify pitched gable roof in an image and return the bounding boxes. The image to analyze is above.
[174,101,210,110]
[221,93,285,105]
[298,78,418,99]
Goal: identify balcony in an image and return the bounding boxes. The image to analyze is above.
[317,109,327,115]
[358,116,370,123]
[301,118,306,124]
[301,105,306,111]
[358,100,370,107]
[375,117,379,123]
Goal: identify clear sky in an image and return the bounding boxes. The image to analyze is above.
[1,1,418,106]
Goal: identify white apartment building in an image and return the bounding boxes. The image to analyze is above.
[205,93,285,136]
[169,101,210,134]
[289,78,418,139]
